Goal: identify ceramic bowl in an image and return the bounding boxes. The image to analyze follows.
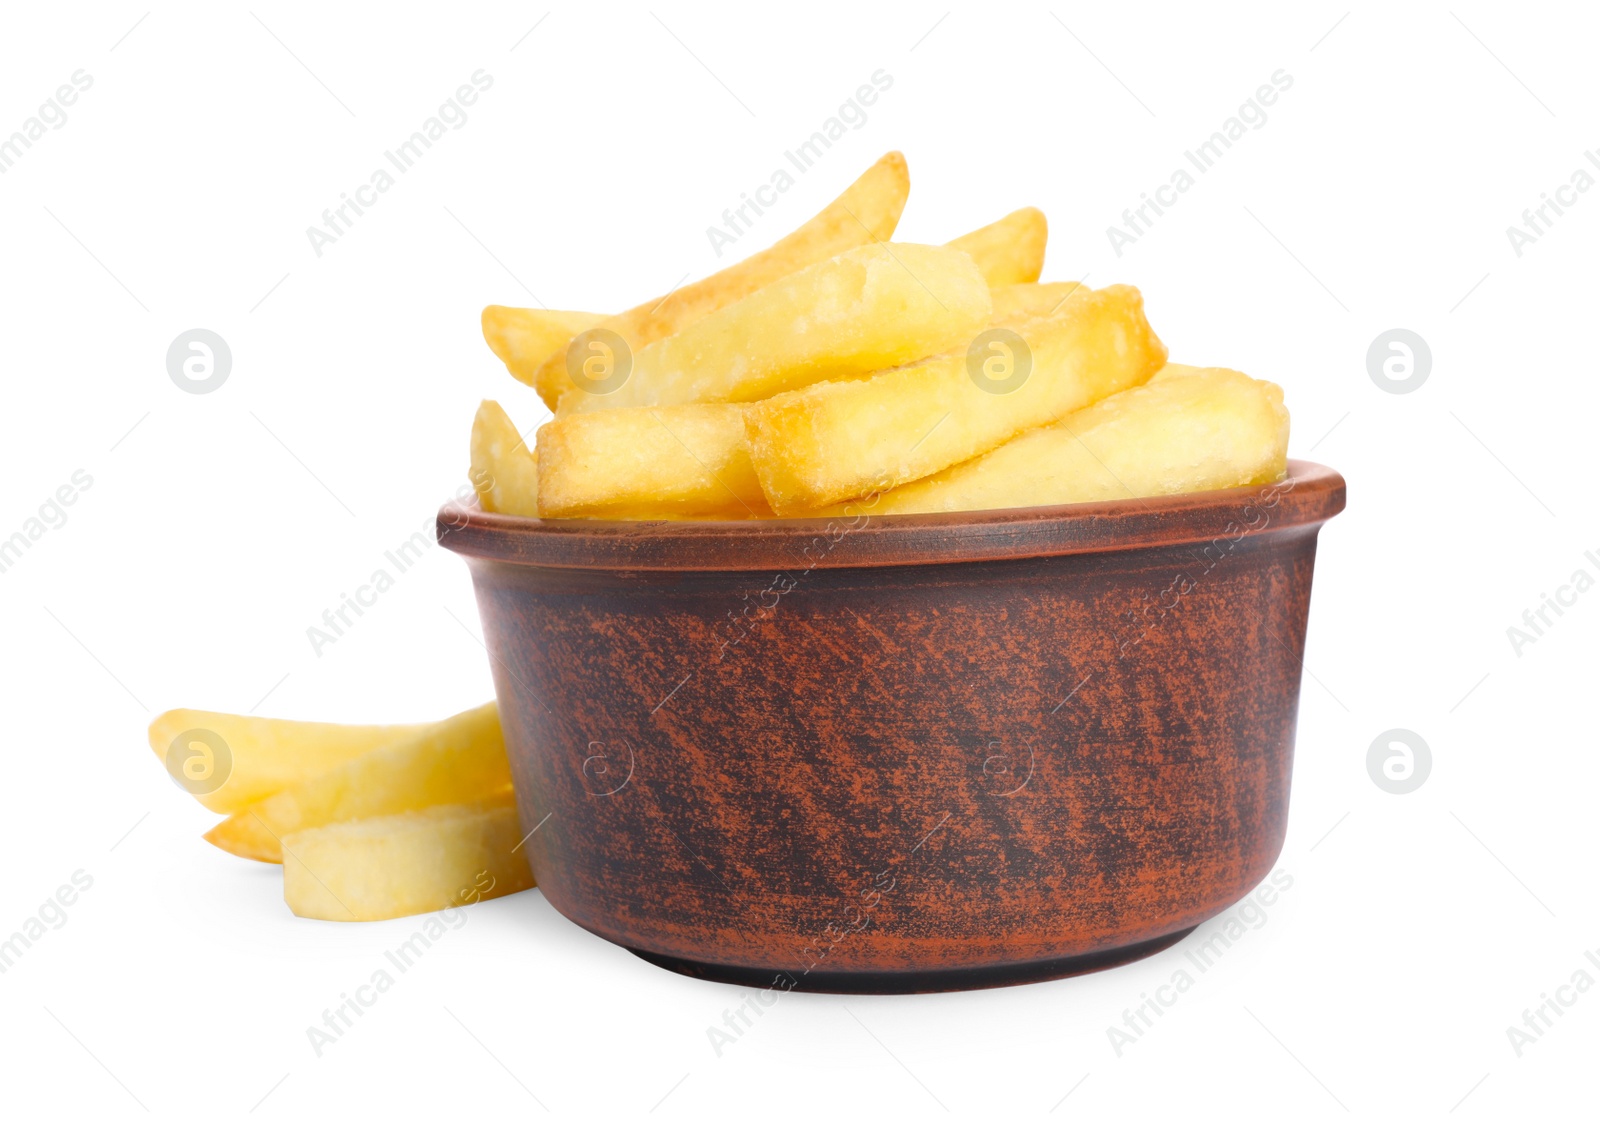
[438,460,1345,993]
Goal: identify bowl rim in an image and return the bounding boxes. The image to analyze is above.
[437,459,1345,572]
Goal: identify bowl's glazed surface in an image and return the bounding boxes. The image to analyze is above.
[439,461,1345,992]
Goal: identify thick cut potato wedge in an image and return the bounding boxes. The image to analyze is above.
[481,307,606,403]
[205,702,507,863]
[148,711,434,814]
[470,400,539,516]
[946,207,1047,286]
[537,403,769,518]
[848,367,1289,515]
[746,285,1167,513]
[991,281,1086,325]
[282,794,535,922]
[532,151,910,407]
[559,242,991,414]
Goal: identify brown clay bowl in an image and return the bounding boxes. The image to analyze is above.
[438,460,1345,993]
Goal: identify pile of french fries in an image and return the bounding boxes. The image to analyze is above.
[473,151,1290,521]
[150,704,530,921]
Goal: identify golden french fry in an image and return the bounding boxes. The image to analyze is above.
[521,279,1091,524]
[991,281,1086,325]
[148,711,435,815]
[848,367,1289,516]
[470,400,539,516]
[536,403,769,519]
[481,307,606,406]
[745,285,1167,513]
[559,242,991,414]
[282,794,535,922]
[205,702,507,863]
[531,151,910,405]
[946,207,1047,286]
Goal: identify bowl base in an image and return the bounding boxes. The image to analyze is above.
[627,926,1197,994]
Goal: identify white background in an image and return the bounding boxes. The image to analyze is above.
[0,2,1594,1120]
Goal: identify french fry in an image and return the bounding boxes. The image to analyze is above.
[844,367,1289,516]
[148,711,435,814]
[205,702,507,863]
[537,403,769,519]
[481,307,606,403]
[537,274,1087,519]
[470,400,539,516]
[531,151,910,407]
[746,285,1167,513]
[282,794,535,922]
[559,242,991,414]
[946,207,1047,286]
[991,281,1086,325]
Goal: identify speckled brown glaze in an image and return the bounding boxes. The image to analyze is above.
[439,460,1345,993]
